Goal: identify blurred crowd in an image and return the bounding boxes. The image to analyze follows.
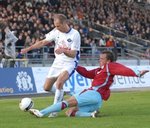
[0,0,149,61]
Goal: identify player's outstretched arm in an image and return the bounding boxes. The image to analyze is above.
[109,63,149,77]
[21,40,49,54]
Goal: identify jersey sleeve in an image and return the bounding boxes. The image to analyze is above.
[71,31,81,51]
[108,62,138,77]
[76,66,99,79]
[44,28,56,42]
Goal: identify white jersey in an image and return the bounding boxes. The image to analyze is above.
[45,28,81,63]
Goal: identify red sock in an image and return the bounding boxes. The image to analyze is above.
[61,101,68,110]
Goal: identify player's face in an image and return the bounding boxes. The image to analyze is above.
[54,19,66,32]
[99,54,110,67]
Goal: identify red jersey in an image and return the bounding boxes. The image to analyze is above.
[76,62,138,101]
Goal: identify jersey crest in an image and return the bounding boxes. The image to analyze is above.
[67,38,72,42]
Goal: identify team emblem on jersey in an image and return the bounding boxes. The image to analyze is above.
[16,71,34,91]
[67,38,72,42]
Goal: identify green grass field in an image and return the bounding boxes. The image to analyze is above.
[1,91,150,128]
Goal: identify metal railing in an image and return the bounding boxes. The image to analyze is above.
[0,45,149,67]
[21,46,148,66]
[1,39,149,68]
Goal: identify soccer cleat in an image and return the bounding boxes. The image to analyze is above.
[48,112,58,118]
[91,110,100,118]
[29,109,43,118]
[95,110,100,114]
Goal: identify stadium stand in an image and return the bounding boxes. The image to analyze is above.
[0,0,150,66]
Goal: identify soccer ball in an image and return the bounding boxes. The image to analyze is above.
[19,97,34,111]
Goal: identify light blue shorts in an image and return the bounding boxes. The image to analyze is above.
[73,90,102,112]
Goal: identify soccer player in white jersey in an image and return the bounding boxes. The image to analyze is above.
[21,14,81,117]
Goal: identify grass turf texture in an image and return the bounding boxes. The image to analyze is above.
[0,91,150,128]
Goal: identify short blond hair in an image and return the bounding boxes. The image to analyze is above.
[53,14,67,24]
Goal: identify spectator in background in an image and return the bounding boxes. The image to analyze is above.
[144,27,150,40]
[145,47,150,59]
[48,0,60,6]
[98,34,106,47]
[16,34,25,53]
[98,0,104,8]
[147,0,150,4]
[0,20,18,68]
[106,36,115,47]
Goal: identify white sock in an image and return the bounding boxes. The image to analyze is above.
[53,89,64,104]
[59,89,64,101]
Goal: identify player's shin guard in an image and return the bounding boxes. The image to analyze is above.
[40,101,68,116]
[53,89,64,104]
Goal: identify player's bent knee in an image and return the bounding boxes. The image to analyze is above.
[43,85,51,91]
[43,87,49,91]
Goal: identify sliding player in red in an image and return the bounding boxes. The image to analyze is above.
[29,51,149,118]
